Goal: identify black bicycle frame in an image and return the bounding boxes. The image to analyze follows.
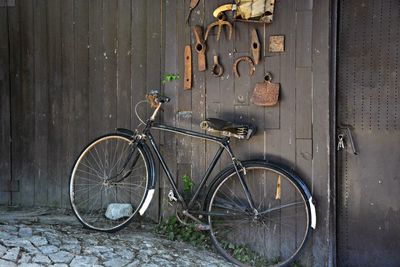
[141,123,256,211]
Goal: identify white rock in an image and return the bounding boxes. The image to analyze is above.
[105,203,133,220]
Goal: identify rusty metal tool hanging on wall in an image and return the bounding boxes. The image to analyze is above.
[193,26,207,71]
[205,14,233,42]
[251,73,280,106]
[186,0,200,24]
[184,45,192,90]
[233,56,255,78]
[212,55,224,77]
[251,28,260,65]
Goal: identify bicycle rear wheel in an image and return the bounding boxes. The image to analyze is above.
[206,161,312,267]
[69,134,150,232]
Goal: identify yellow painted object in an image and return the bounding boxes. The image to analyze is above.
[213,0,275,23]
[275,175,281,200]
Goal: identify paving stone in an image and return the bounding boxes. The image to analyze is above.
[30,236,48,247]
[83,245,112,255]
[39,245,59,254]
[0,244,7,257]
[0,225,18,232]
[0,259,17,267]
[2,247,20,262]
[32,254,51,264]
[19,228,33,238]
[62,237,79,245]
[17,254,31,264]
[0,232,13,240]
[99,251,118,261]
[115,248,135,260]
[19,263,43,267]
[1,238,37,253]
[103,258,131,267]
[60,243,81,254]
[50,264,68,267]
[70,255,98,266]
[48,251,74,264]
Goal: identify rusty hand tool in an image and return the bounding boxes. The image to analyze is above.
[205,14,233,42]
[212,55,224,77]
[186,0,200,24]
[193,25,207,71]
[251,28,260,65]
[184,45,192,90]
[233,56,255,78]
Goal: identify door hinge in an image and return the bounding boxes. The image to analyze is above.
[0,179,19,192]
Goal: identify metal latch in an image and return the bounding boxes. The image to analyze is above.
[337,125,358,155]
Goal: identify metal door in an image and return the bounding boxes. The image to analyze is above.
[337,0,400,266]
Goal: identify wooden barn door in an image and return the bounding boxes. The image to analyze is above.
[337,0,400,266]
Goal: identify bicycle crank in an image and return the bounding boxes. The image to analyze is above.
[181,210,210,231]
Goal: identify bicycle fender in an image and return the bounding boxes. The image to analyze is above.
[206,160,316,229]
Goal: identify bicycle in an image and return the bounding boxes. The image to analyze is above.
[69,91,316,267]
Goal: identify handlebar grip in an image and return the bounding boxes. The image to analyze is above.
[156,96,170,104]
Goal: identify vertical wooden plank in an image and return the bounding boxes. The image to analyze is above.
[103,0,117,132]
[61,0,75,207]
[33,0,49,206]
[311,0,331,265]
[46,0,63,207]
[131,0,146,129]
[296,139,313,188]
[72,0,90,203]
[116,0,131,129]
[264,56,280,129]
[295,67,312,138]
[145,0,162,220]
[8,0,22,206]
[204,0,223,178]
[279,0,296,168]
[277,0,298,260]
[190,0,207,198]
[296,11,313,68]
[176,0,192,195]
[0,4,11,204]
[161,0,178,218]
[88,0,103,140]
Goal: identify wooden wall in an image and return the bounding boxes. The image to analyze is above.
[2,0,163,218]
[1,0,333,265]
[162,0,332,266]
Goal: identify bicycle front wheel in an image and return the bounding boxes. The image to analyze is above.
[206,161,311,267]
[69,134,150,232]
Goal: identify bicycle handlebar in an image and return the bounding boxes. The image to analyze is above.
[146,91,170,108]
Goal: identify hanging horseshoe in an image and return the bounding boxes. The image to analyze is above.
[233,56,255,78]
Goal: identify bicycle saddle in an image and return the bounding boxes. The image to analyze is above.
[200,118,256,140]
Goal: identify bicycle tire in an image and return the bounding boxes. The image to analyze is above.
[69,133,151,232]
[206,161,312,267]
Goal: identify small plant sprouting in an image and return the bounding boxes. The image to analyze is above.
[162,73,180,83]
[182,174,194,192]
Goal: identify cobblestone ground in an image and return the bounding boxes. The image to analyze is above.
[0,208,233,267]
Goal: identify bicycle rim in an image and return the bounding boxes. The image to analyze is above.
[69,134,149,232]
[207,165,310,267]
